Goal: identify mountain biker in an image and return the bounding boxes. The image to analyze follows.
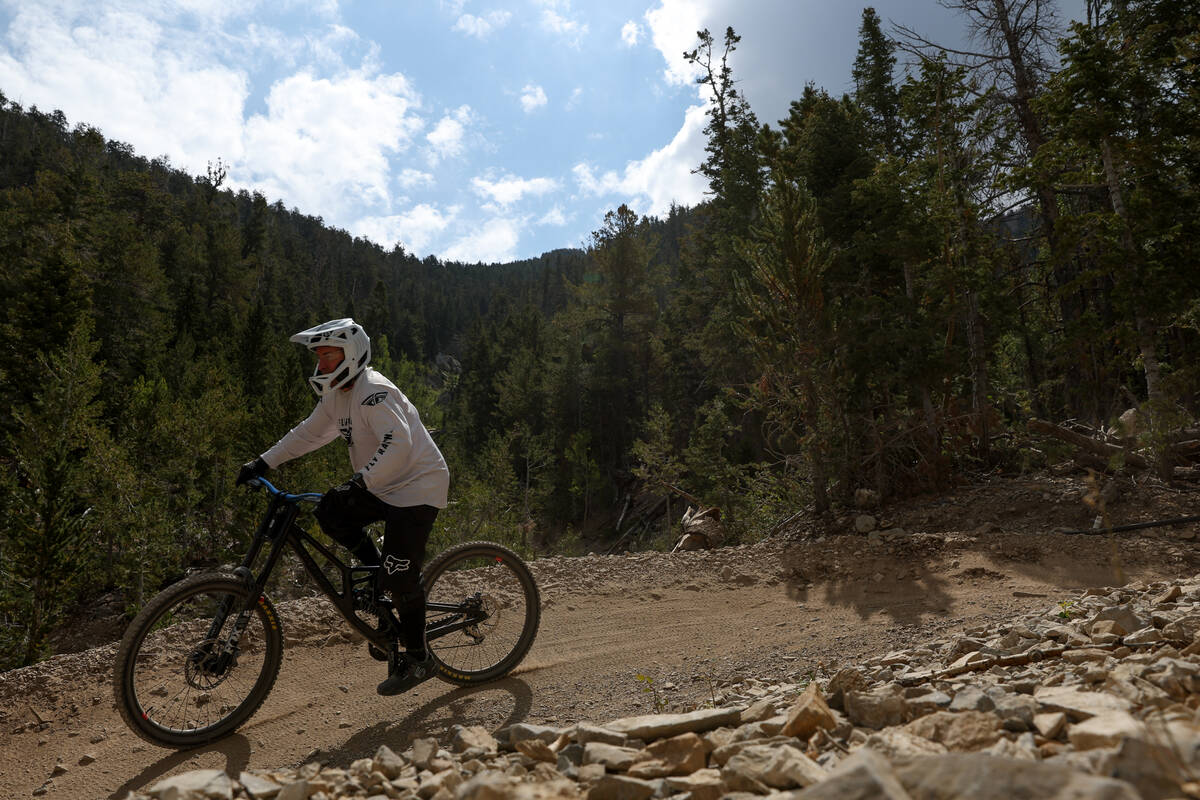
[235,318,450,696]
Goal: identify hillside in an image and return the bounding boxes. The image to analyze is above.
[3,472,1200,798]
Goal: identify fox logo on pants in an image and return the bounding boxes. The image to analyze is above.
[384,555,412,575]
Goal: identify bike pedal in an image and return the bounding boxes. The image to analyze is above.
[367,643,388,662]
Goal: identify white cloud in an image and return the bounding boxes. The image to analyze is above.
[535,0,588,45]
[397,168,434,189]
[538,205,567,226]
[452,10,512,39]
[240,69,422,218]
[621,20,642,47]
[352,203,457,253]
[643,0,896,126]
[519,84,548,113]
[443,217,522,264]
[472,173,559,207]
[573,103,708,216]
[0,0,419,233]
[0,4,250,169]
[644,0,708,89]
[565,86,583,110]
[425,104,473,163]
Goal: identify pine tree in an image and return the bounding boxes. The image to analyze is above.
[852,7,902,155]
[0,318,110,667]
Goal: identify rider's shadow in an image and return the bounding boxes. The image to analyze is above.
[107,734,251,800]
[318,676,534,766]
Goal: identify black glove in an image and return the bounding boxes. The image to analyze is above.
[236,456,269,487]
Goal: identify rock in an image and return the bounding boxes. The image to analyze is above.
[781,682,837,738]
[275,780,310,800]
[373,745,408,779]
[854,515,877,534]
[501,724,568,748]
[1089,606,1148,637]
[582,743,650,772]
[854,488,880,509]
[792,748,911,799]
[517,739,562,763]
[992,693,1037,732]
[457,772,520,800]
[411,737,440,768]
[1034,686,1133,720]
[642,732,706,775]
[1034,712,1067,739]
[147,769,234,800]
[238,771,283,798]
[721,743,826,790]
[709,736,794,767]
[1161,614,1200,643]
[864,728,949,758]
[418,767,464,799]
[946,637,988,661]
[894,753,1141,799]
[572,724,627,746]
[664,768,724,800]
[843,685,907,729]
[452,725,499,754]
[739,697,777,724]
[1091,619,1129,637]
[1067,710,1146,750]
[586,774,660,800]
[906,689,953,717]
[1109,737,1189,800]
[602,707,742,740]
[983,735,1038,760]
[1124,627,1163,646]
[948,685,994,712]
[675,507,726,551]
[826,667,870,711]
[1153,585,1183,604]
[904,711,1001,751]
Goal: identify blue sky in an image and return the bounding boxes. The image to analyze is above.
[0,0,1085,264]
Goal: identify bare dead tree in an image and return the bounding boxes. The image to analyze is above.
[894,1,1064,220]
[894,1,1105,421]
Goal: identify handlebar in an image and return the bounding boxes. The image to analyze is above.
[250,476,323,504]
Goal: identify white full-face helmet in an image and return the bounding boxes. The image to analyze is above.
[290,318,371,397]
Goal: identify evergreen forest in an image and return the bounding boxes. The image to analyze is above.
[1,0,1198,670]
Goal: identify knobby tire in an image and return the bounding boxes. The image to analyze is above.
[422,541,540,686]
[112,573,283,748]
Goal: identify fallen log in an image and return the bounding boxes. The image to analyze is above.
[1029,418,1149,469]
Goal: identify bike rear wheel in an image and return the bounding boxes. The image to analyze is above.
[422,541,540,685]
[113,573,283,748]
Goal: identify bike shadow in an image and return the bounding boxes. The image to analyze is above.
[107,733,251,800]
[316,676,534,766]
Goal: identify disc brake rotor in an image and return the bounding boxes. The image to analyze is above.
[184,639,232,690]
[463,594,498,642]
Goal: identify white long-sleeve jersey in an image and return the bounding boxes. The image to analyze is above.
[260,368,449,508]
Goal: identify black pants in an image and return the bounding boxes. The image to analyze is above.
[314,484,438,653]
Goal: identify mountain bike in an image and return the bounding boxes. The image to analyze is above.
[112,477,540,748]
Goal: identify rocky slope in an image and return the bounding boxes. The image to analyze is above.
[117,574,1200,800]
[5,471,1200,799]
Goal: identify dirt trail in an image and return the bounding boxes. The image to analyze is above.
[3,474,1199,800]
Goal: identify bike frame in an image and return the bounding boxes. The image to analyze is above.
[215,478,485,657]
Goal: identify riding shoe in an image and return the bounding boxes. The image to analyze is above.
[377,651,435,696]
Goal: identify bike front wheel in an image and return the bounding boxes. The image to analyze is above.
[422,541,540,685]
[113,573,284,748]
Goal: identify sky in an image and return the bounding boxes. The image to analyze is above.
[0,0,1086,264]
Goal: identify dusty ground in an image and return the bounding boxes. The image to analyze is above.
[3,471,1200,800]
